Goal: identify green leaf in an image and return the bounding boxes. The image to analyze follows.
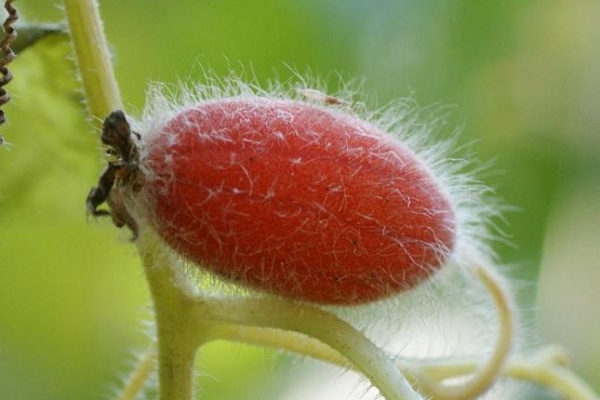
[13,23,65,54]
[0,26,147,400]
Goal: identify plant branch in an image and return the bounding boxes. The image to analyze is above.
[413,264,515,400]
[136,231,208,400]
[403,347,599,400]
[212,325,349,367]
[113,264,598,400]
[63,0,122,122]
[117,345,157,400]
[198,295,425,400]
[210,319,599,400]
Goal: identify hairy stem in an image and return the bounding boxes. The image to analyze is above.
[113,266,598,400]
[404,347,599,400]
[213,325,349,367]
[116,345,157,400]
[63,0,122,122]
[210,308,598,400]
[198,296,424,400]
[415,264,515,400]
[137,231,207,400]
[204,261,515,400]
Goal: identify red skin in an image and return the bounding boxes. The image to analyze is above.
[145,99,455,305]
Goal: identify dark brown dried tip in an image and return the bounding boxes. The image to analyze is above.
[86,111,143,241]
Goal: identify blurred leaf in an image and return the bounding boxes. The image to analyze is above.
[0,33,96,220]
[0,25,147,400]
[13,23,65,54]
[538,175,600,394]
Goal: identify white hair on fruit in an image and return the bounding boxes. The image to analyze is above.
[132,70,501,274]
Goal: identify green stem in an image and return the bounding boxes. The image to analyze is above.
[404,350,599,400]
[199,296,424,400]
[62,0,122,122]
[136,232,197,400]
[415,264,515,400]
[212,324,599,400]
[137,231,207,400]
[117,345,157,400]
[213,325,349,367]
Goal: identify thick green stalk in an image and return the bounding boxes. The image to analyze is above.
[137,231,209,400]
[63,0,122,121]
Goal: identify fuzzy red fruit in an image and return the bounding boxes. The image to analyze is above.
[144,98,455,305]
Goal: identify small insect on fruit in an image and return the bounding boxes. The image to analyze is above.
[88,94,457,305]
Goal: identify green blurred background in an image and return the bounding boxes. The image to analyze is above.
[1,1,599,399]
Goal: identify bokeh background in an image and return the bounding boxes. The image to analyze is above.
[1,1,599,399]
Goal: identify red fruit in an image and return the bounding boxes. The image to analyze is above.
[143,98,455,305]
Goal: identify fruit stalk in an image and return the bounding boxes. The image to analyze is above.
[137,230,208,400]
[197,295,425,400]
